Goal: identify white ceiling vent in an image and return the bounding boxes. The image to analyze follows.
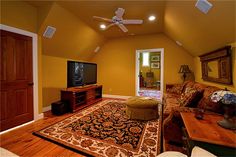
[176,41,182,46]
[43,26,56,38]
[195,0,213,14]
[94,46,100,53]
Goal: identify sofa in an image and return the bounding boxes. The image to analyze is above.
[162,81,223,153]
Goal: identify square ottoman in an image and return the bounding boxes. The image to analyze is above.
[126,96,159,120]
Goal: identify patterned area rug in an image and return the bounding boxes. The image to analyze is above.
[34,100,162,157]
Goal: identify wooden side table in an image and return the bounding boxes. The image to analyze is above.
[180,112,236,156]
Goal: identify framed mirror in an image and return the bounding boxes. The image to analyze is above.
[199,46,232,85]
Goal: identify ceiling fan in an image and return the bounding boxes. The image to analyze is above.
[93,8,143,33]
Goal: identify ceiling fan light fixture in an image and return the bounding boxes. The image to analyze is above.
[100,24,106,29]
[148,15,156,21]
[94,8,143,32]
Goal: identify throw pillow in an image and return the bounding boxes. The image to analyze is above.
[178,87,202,107]
[166,84,184,94]
[197,86,223,114]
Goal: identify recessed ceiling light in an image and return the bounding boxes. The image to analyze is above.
[100,24,106,29]
[148,15,156,21]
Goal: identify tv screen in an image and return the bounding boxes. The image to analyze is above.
[67,61,97,87]
[83,63,97,85]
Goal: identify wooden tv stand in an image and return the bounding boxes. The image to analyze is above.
[61,85,102,112]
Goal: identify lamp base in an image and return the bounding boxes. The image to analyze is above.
[217,118,236,130]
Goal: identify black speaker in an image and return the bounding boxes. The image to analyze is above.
[51,101,68,115]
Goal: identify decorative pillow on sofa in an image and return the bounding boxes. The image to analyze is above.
[197,86,223,114]
[166,84,184,94]
[178,87,202,107]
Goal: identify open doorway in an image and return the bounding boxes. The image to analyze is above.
[136,48,164,100]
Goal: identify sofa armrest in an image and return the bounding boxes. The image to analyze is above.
[166,83,184,95]
[166,84,175,90]
[163,109,183,144]
[163,107,195,144]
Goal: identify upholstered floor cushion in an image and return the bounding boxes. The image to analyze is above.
[126,96,159,120]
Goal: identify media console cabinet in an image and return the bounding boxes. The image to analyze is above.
[61,85,102,112]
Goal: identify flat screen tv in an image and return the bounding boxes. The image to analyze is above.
[67,61,97,87]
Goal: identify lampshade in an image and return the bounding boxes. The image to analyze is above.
[210,90,236,130]
[178,65,191,73]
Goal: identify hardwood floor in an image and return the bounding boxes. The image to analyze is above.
[0,98,125,157]
[0,109,85,157]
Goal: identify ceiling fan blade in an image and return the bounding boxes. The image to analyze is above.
[122,19,143,24]
[118,24,128,32]
[93,16,112,22]
[115,8,125,19]
[105,23,116,30]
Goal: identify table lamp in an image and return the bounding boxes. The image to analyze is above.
[178,65,191,82]
[211,89,236,130]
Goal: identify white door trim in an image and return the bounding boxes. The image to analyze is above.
[135,48,164,98]
[0,24,42,121]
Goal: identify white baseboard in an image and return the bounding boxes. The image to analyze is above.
[0,113,44,135]
[103,94,131,99]
[0,120,34,135]
[42,106,51,112]
[35,113,44,120]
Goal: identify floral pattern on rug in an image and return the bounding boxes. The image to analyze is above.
[34,100,161,157]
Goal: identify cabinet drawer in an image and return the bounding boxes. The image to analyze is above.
[61,85,102,112]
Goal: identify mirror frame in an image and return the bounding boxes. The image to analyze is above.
[199,46,232,85]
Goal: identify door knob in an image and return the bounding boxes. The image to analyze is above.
[28,82,34,86]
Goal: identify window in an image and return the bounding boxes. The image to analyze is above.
[142,52,149,66]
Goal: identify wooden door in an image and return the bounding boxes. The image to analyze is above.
[0,30,33,132]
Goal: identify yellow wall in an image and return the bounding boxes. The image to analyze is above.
[40,3,105,60]
[164,0,236,56]
[40,3,106,108]
[0,1,38,33]
[42,55,69,107]
[90,33,194,96]
[38,37,43,113]
[194,45,236,92]
[37,2,53,30]
[42,55,86,107]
